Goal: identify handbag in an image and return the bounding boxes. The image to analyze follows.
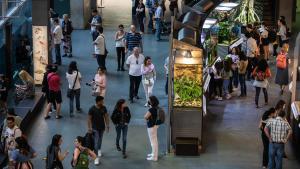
[67,72,78,98]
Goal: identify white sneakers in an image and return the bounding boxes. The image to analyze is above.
[94,150,102,165]
[146,156,158,161]
[147,153,153,157]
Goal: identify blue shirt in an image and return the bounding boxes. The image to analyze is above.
[12,147,35,162]
[126,32,142,51]
[154,6,163,19]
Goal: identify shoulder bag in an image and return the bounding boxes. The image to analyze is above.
[67,72,78,98]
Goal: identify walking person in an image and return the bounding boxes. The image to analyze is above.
[42,65,56,113]
[154,2,163,41]
[11,136,36,169]
[264,111,292,169]
[260,22,270,60]
[259,108,276,168]
[144,96,161,161]
[115,24,126,71]
[0,74,8,112]
[71,136,97,169]
[252,59,271,108]
[93,67,107,97]
[277,19,288,48]
[89,9,102,41]
[93,26,107,69]
[146,0,155,30]
[246,32,259,80]
[136,0,146,34]
[238,51,248,97]
[275,44,289,95]
[66,61,82,117]
[87,96,110,165]
[1,108,22,138]
[62,14,73,58]
[111,99,131,158]
[142,56,156,107]
[125,25,143,55]
[46,134,69,169]
[164,56,169,95]
[126,47,145,103]
[52,18,63,65]
[44,66,63,119]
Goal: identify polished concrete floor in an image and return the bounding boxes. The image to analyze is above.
[24,0,300,168]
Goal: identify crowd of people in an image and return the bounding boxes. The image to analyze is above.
[209,16,291,109]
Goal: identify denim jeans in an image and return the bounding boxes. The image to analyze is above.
[239,74,247,96]
[232,69,239,88]
[223,79,230,95]
[69,88,80,115]
[155,19,162,40]
[55,44,61,64]
[268,143,284,169]
[115,125,128,152]
[255,87,268,106]
[96,54,106,69]
[93,129,104,152]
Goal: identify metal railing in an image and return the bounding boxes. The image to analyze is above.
[0,0,27,27]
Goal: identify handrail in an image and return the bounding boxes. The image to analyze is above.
[0,0,27,28]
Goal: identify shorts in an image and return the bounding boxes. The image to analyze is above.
[49,90,62,104]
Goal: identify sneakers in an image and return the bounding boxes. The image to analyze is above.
[147,153,153,157]
[94,157,100,165]
[44,115,51,120]
[56,115,63,119]
[123,152,127,159]
[76,108,82,113]
[144,103,149,107]
[116,145,122,151]
[146,157,158,161]
[98,150,102,157]
[226,94,231,100]
[217,97,223,101]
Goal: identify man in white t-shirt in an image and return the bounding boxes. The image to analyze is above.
[126,47,145,103]
[52,18,63,65]
[3,117,22,162]
[93,26,107,69]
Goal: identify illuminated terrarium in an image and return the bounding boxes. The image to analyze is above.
[173,50,203,107]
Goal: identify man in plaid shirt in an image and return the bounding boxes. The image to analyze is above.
[264,111,292,169]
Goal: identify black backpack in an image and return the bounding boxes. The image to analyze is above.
[156,107,166,125]
[84,132,94,151]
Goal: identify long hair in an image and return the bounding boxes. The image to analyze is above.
[114,99,126,112]
[15,136,31,156]
[275,100,286,111]
[50,134,62,153]
[76,136,85,146]
[257,59,268,72]
[149,95,159,108]
[68,61,78,74]
[223,59,231,72]
[144,56,151,66]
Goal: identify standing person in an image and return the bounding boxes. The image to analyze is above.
[125,25,143,55]
[93,26,107,69]
[164,56,169,95]
[136,0,146,34]
[93,67,107,97]
[264,111,292,169]
[222,59,232,99]
[66,61,82,117]
[0,74,8,112]
[277,19,288,48]
[3,117,22,164]
[131,0,139,16]
[228,47,240,90]
[62,14,73,58]
[115,24,126,71]
[1,108,22,138]
[89,9,102,41]
[144,96,160,161]
[11,136,36,168]
[246,32,258,80]
[154,2,163,41]
[275,44,289,95]
[259,108,276,168]
[52,18,63,65]
[44,66,63,119]
[141,56,156,107]
[111,99,131,158]
[87,96,110,165]
[146,0,155,30]
[42,65,56,113]
[46,134,69,169]
[169,0,178,17]
[126,47,145,103]
[213,61,223,101]
[72,136,97,169]
[252,59,271,108]
[260,23,270,60]
[275,100,286,116]
[238,51,248,97]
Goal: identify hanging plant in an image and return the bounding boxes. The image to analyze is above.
[234,0,260,24]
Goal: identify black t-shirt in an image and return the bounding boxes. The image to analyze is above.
[261,111,270,131]
[88,105,107,131]
[147,107,157,128]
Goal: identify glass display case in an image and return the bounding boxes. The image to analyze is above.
[173,50,203,107]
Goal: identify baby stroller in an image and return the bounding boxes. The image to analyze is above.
[13,70,35,104]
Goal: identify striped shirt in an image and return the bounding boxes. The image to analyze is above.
[126,32,142,51]
[265,117,291,143]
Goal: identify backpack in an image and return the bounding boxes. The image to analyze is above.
[156,107,166,125]
[256,70,266,81]
[84,132,94,151]
[75,149,89,169]
[276,53,287,69]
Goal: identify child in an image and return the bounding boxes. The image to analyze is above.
[222,60,233,99]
